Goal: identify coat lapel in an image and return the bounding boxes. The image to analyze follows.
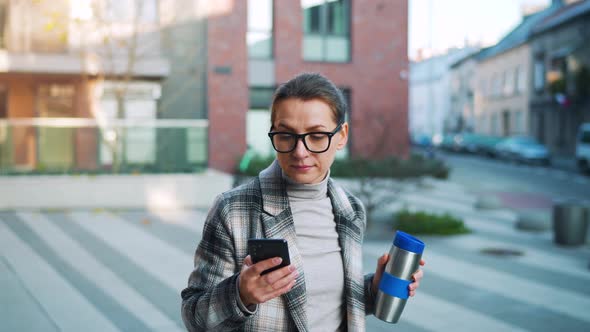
[258,160,309,332]
[328,179,366,331]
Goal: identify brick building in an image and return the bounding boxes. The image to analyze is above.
[209,0,409,172]
[0,0,409,174]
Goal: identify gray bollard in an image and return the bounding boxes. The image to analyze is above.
[552,200,589,246]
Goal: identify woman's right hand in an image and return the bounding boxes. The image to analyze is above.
[238,255,298,307]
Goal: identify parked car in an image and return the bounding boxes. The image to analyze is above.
[494,136,551,165]
[453,133,480,154]
[476,135,504,158]
[575,123,590,174]
[436,133,459,152]
[411,133,433,148]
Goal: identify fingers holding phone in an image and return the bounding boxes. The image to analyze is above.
[239,255,297,306]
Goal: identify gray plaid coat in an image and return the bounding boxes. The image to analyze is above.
[181,160,376,331]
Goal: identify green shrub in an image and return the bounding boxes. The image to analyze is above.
[238,154,450,180]
[394,209,470,235]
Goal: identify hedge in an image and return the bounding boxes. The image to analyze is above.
[238,154,450,180]
[394,209,470,235]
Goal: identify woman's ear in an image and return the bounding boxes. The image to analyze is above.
[336,122,349,150]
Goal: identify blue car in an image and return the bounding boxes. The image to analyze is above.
[494,136,551,165]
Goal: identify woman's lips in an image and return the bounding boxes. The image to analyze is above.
[292,165,313,171]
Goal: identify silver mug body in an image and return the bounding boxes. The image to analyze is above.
[375,245,422,323]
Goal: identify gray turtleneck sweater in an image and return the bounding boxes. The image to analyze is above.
[283,171,345,332]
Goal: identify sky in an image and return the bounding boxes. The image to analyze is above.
[408,0,551,59]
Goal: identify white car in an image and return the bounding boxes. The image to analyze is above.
[576,123,590,174]
[494,136,551,165]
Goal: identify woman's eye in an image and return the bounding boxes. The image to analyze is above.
[277,134,294,141]
[309,134,326,140]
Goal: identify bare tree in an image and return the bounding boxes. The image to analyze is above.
[346,112,408,227]
[42,0,205,173]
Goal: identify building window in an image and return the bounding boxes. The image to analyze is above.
[37,84,76,170]
[302,0,350,62]
[491,74,501,97]
[534,54,545,92]
[106,0,158,23]
[247,87,275,157]
[547,56,567,95]
[479,79,487,97]
[247,0,273,59]
[514,110,524,134]
[98,81,159,165]
[503,69,514,96]
[491,113,499,135]
[515,66,526,94]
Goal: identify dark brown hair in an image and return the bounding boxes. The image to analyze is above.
[270,72,347,126]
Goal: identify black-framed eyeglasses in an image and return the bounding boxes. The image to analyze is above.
[268,123,343,153]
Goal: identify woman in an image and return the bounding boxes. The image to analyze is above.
[181,73,425,331]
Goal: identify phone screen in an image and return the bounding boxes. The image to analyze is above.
[247,239,291,275]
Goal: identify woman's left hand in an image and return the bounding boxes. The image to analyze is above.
[372,254,426,297]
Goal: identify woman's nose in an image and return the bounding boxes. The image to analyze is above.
[292,137,310,158]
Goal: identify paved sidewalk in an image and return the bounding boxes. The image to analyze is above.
[1,178,589,331]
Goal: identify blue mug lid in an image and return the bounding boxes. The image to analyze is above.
[393,231,425,254]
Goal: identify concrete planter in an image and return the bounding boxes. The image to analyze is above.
[475,194,502,210]
[516,211,551,232]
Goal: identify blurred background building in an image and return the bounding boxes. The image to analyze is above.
[411,0,589,159]
[0,0,410,174]
[529,0,590,155]
[409,46,478,137]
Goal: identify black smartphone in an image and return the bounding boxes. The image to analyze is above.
[247,239,291,275]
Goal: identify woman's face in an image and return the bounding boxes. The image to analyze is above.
[272,98,348,184]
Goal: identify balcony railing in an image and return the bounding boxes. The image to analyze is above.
[0,118,208,175]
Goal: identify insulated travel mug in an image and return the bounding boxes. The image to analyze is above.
[375,230,425,323]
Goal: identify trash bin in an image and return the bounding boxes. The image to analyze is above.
[552,200,589,246]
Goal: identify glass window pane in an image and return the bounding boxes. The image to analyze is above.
[503,69,514,96]
[249,87,275,109]
[37,127,74,170]
[534,60,545,91]
[325,36,349,62]
[187,127,207,164]
[247,31,272,58]
[517,66,526,93]
[302,0,350,62]
[248,0,273,31]
[303,2,322,34]
[125,99,156,164]
[327,0,347,35]
[247,109,274,157]
[303,35,324,61]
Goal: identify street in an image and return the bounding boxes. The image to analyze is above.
[440,152,590,203]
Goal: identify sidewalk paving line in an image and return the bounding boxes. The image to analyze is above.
[396,292,529,332]
[464,215,590,255]
[0,221,120,332]
[400,193,518,223]
[364,242,590,324]
[146,209,207,234]
[68,211,194,292]
[440,233,590,281]
[17,212,184,332]
[414,188,477,206]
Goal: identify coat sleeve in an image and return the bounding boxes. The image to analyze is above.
[181,194,251,331]
[347,191,377,315]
